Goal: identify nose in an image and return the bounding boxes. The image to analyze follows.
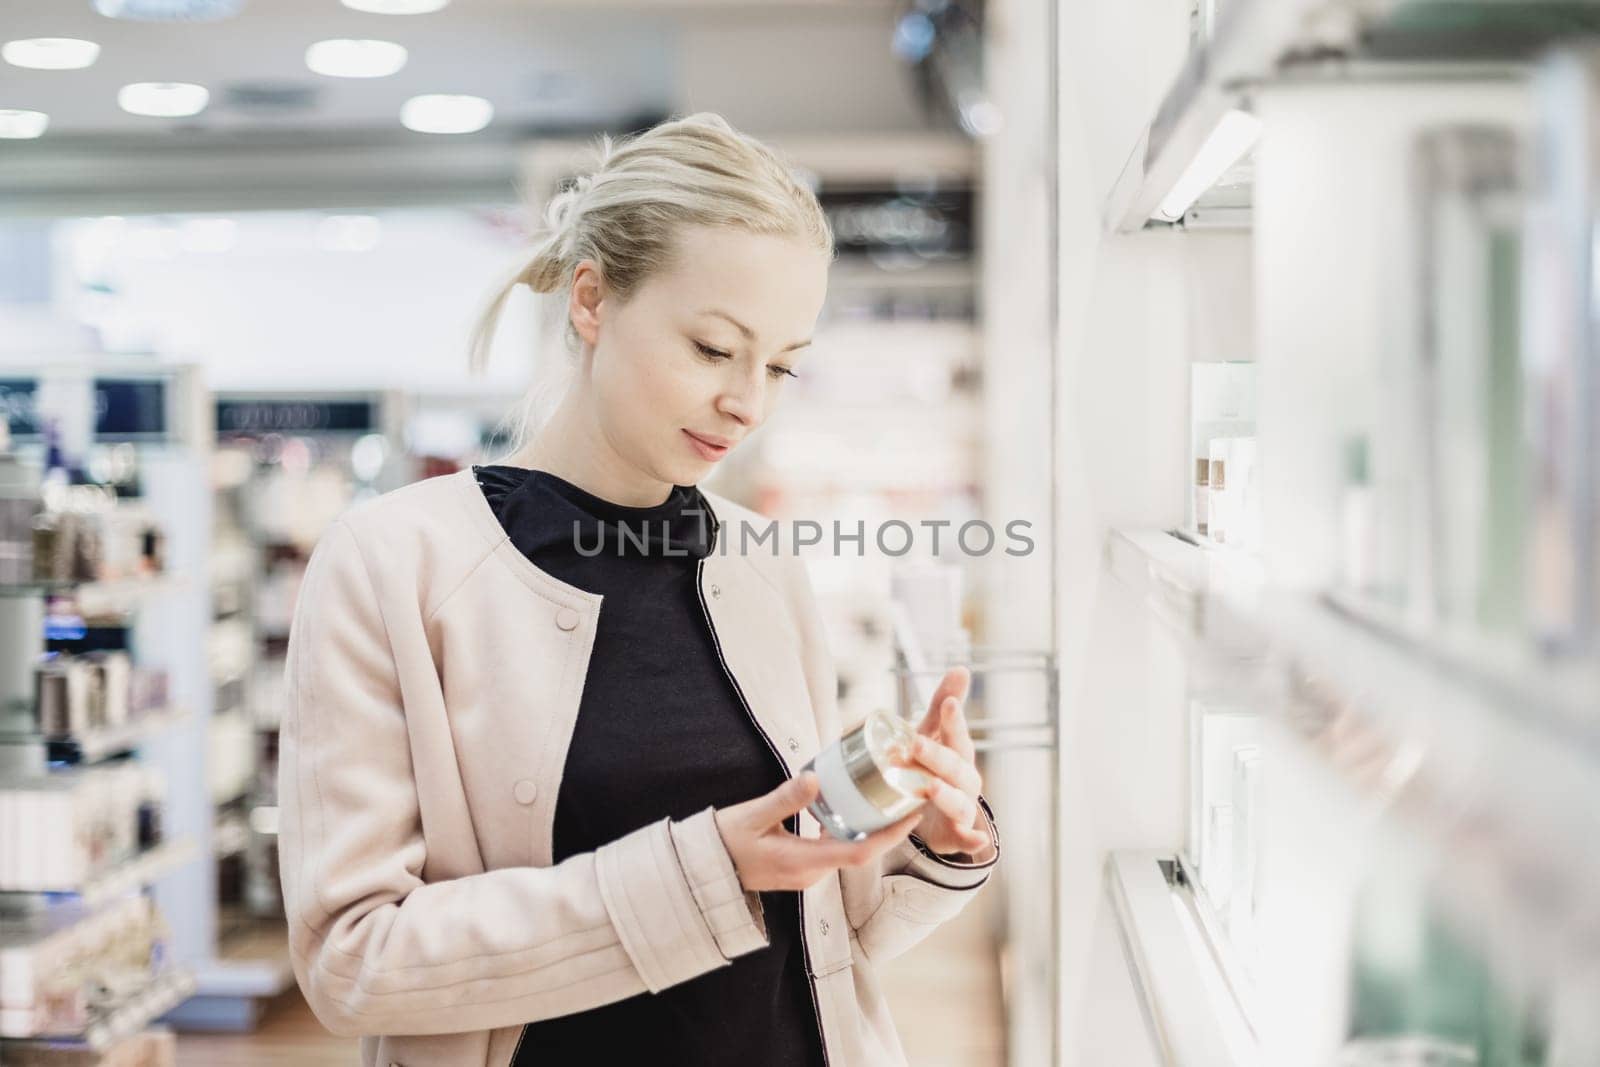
[716,368,765,427]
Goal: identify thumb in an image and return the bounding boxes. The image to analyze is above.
[754,771,820,828]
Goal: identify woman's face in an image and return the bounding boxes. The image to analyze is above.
[573,223,830,489]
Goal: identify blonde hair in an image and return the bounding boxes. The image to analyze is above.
[468,112,834,450]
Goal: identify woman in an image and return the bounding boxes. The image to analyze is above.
[278,112,1000,1067]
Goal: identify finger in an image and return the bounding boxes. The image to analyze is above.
[938,691,977,764]
[753,771,820,828]
[921,778,979,830]
[778,810,921,871]
[909,735,981,796]
[917,666,972,736]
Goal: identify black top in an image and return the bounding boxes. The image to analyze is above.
[473,465,826,1067]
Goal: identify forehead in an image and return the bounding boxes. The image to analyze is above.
[642,225,829,333]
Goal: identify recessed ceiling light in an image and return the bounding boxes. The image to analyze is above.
[3,38,102,71]
[340,0,450,13]
[400,94,492,135]
[305,39,408,79]
[94,0,244,20]
[118,82,209,118]
[0,109,49,139]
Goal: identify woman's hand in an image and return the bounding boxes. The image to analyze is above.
[906,666,993,858]
[714,772,922,893]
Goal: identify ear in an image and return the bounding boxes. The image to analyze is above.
[569,259,605,347]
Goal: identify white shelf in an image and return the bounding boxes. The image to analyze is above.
[1107,526,1600,746]
[1106,526,1600,993]
[0,968,194,1051]
[1107,851,1260,1067]
[1104,528,1266,659]
[1103,0,1584,233]
[0,838,197,906]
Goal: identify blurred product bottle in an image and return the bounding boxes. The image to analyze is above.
[1343,862,1550,1066]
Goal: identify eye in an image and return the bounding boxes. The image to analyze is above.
[695,340,797,381]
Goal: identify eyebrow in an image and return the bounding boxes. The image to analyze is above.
[699,308,813,352]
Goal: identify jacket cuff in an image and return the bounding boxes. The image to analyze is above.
[900,794,1001,891]
[668,807,768,960]
[594,816,729,992]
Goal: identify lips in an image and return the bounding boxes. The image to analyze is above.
[683,429,732,460]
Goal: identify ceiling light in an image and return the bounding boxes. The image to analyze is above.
[305,39,408,79]
[0,110,49,139]
[118,82,209,118]
[94,0,245,20]
[1155,109,1262,223]
[340,0,450,13]
[3,38,101,70]
[400,94,492,134]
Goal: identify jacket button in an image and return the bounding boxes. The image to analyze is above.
[818,917,830,935]
[709,584,722,599]
[513,780,538,805]
[787,737,799,753]
[554,607,579,631]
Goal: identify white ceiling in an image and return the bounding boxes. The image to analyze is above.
[0,0,912,136]
[0,0,940,214]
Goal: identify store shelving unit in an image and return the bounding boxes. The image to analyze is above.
[0,369,205,1060]
[1082,6,1600,1062]
[160,388,409,1031]
[1104,0,1600,234]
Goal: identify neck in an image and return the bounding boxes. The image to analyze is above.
[499,385,675,509]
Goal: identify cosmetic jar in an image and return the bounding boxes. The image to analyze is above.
[804,709,931,842]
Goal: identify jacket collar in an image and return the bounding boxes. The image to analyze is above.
[447,466,821,761]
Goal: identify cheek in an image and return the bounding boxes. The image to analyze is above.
[596,342,700,426]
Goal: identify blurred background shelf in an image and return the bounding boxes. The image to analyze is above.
[1,838,198,908]
[0,968,194,1053]
[0,705,189,766]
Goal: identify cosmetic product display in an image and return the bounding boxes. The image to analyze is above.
[30,485,165,586]
[1523,51,1600,655]
[34,656,166,741]
[1343,859,1551,1066]
[1189,700,1262,924]
[804,709,932,842]
[1227,744,1262,969]
[0,422,43,586]
[0,895,170,1041]
[0,597,45,721]
[1190,362,1257,544]
[1339,436,1381,594]
[0,763,164,892]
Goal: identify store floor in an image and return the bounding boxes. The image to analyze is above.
[174,888,1005,1066]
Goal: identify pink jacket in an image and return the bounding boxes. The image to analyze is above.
[277,467,999,1067]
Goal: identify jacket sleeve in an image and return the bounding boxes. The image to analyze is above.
[277,519,767,1039]
[782,551,1001,966]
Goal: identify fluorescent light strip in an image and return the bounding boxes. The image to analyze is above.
[1156,109,1262,223]
[3,38,101,70]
